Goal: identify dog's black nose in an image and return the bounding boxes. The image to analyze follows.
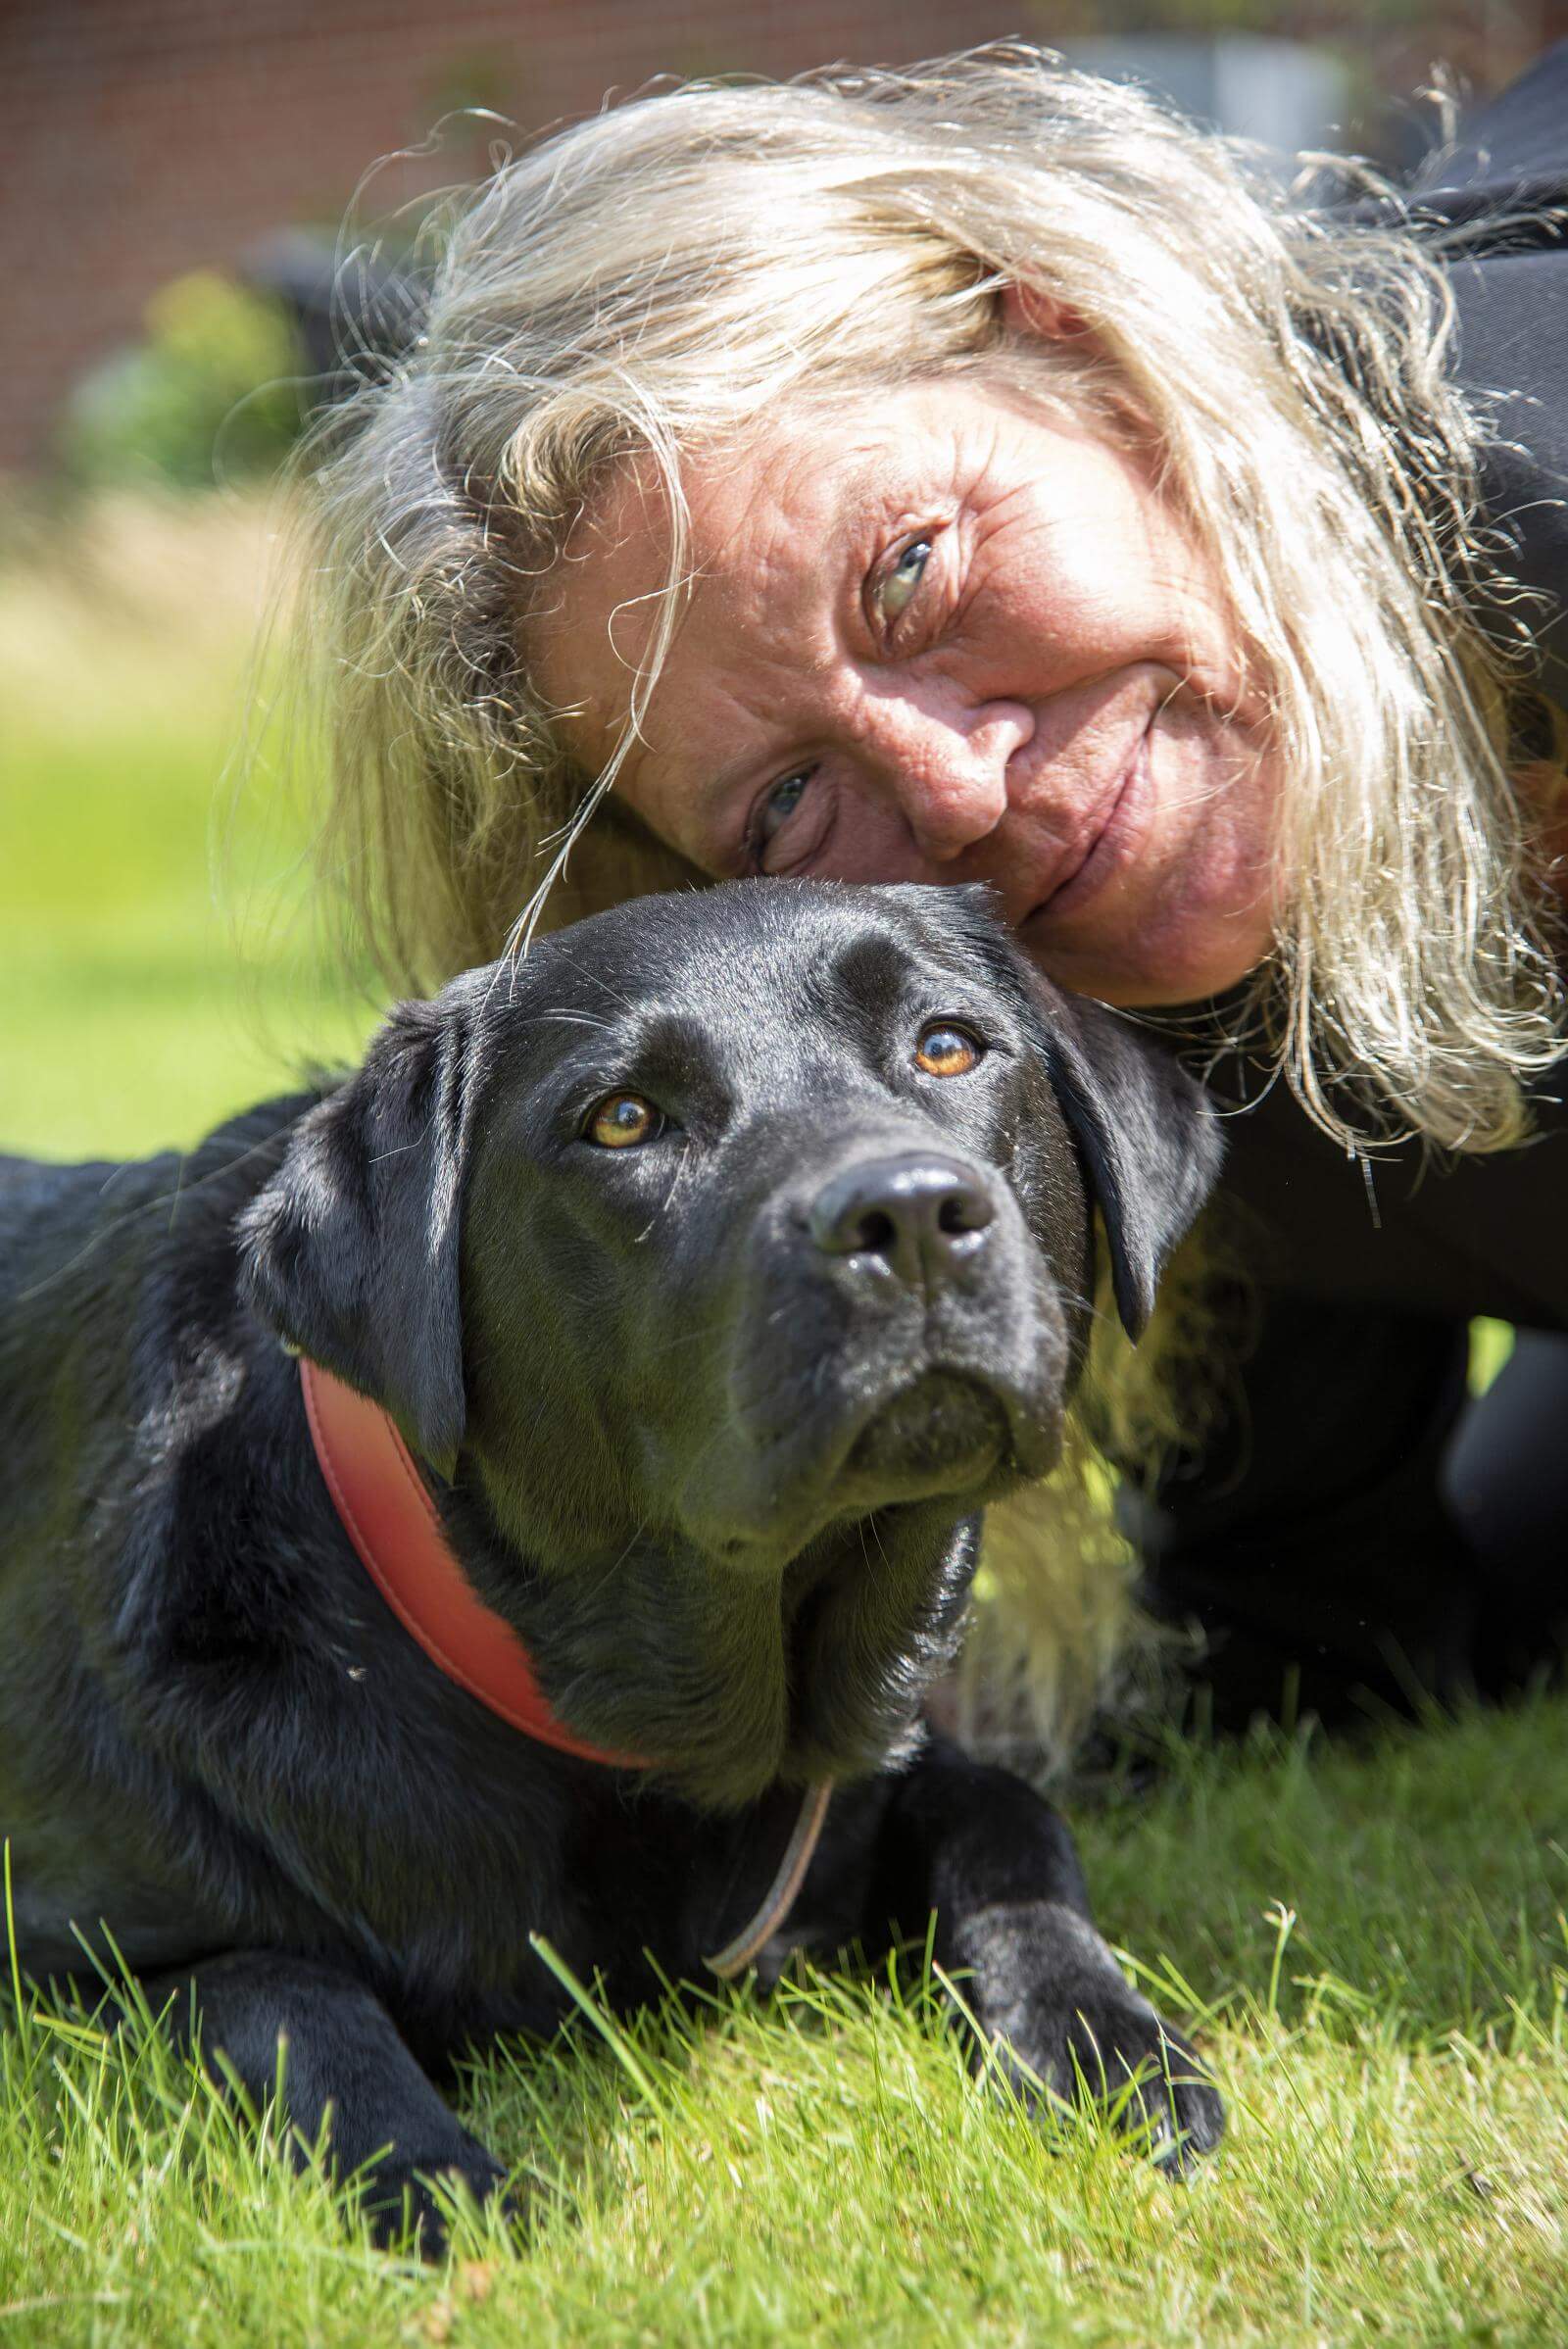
[808,1152,994,1288]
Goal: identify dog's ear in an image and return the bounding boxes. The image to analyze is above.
[899,884,1223,1340]
[1033,979,1224,1342]
[238,993,481,1476]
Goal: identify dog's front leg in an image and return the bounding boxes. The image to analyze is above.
[867,1735,1224,2171]
[143,1950,509,2247]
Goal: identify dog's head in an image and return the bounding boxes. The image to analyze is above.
[241,881,1220,1806]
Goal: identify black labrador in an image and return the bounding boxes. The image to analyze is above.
[0,879,1224,2241]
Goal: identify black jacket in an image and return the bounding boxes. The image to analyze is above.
[1134,44,1568,1720]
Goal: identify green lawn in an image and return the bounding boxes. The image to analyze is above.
[3,500,1565,2345]
[1,491,368,1161]
[6,1708,1566,2346]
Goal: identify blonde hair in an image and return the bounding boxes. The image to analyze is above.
[293,42,1562,1151]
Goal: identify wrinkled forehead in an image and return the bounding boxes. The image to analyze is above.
[527,416,905,776]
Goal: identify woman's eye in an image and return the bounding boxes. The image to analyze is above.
[585,1094,662,1149]
[914,1022,984,1078]
[757,767,814,848]
[873,536,932,628]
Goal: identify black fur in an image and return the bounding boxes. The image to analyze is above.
[0,880,1224,2244]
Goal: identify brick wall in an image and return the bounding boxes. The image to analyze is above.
[4,1,1563,475]
[1,0,1044,474]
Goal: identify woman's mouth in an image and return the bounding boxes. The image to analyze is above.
[1023,720,1156,936]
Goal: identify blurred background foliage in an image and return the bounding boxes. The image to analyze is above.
[1,491,370,1156]
[58,270,307,492]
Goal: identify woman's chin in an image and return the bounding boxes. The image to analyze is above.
[1026,905,1280,1010]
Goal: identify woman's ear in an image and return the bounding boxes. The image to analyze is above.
[237,989,484,1477]
[1000,279,1091,343]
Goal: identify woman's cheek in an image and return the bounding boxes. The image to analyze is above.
[1036,724,1285,1004]
[806,790,928,886]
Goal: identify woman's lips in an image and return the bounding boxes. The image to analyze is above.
[1023,722,1155,935]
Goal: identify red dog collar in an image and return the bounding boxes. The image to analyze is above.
[298,1356,830,1974]
[300,1354,645,1766]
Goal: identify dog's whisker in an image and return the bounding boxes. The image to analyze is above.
[572,1520,651,1613]
[545,942,641,1015]
[535,1005,618,1034]
[858,1513,894,1580]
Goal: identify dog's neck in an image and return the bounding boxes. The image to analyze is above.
[460,1478,984,1814]
[302,1358,981,1817]
[300,1354,842,1975]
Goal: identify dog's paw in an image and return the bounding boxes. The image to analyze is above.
[358,2139,514,2255]
[949,1900,1224,2176]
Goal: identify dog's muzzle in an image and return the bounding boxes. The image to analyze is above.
[671,1146,1070,1555]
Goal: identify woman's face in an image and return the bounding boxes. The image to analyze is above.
[532,374,1285,1005]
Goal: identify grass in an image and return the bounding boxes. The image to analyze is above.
[5,1707,1566,2345]
[3,497,1566,2344]
[0,489,368,1160]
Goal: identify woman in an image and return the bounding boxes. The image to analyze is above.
[296,43,1568,1731]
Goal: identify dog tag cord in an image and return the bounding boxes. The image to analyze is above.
[703,1779,833,1979]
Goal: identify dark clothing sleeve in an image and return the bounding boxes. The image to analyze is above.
[1409,39,1568,707]
[1129,1062,1568,1723]
[1136,47,1568,1719]
[1125,1302,1479,1725]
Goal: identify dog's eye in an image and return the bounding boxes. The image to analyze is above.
[585,1094,662,1149]
[914,1023,983,1078]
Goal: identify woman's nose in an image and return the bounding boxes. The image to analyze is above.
[867,701,1032,863]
